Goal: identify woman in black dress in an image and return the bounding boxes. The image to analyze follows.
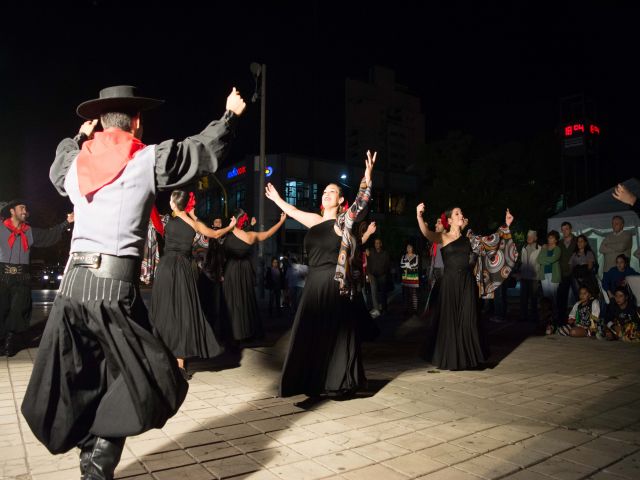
[223,209,286,342]
[151,190,235,377]
[265,151,376,398]
[416,205,516,370]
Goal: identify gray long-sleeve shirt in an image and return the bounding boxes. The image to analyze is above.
[0,221,69,265]
[50,112,237,258]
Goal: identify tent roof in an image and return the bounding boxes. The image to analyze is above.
[551,178,640,218]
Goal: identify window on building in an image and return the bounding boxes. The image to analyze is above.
[285,180,319,209]
[229,184,246,211]
[388,193,407,215]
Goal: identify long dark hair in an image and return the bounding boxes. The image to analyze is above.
[575,234,593,255]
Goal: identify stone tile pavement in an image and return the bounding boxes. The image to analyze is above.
[3,319,640,480]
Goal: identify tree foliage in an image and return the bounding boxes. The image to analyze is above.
[415,131,562,236]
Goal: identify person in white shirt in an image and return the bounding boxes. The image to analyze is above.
[519,230,541,322]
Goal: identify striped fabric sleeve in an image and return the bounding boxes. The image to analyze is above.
[334,178,372,297]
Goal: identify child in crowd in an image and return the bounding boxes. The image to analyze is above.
[601,286,640,341]
[556,286,600,337]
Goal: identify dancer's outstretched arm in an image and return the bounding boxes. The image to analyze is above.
[188,211,236,238]
[265,183,323,228]
[416,203,442,244]
[247,212,287,243]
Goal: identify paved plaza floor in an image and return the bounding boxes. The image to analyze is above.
[2,305,640,480]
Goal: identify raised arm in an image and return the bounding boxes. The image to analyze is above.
[265,183,323,228]
[467,209,513,253]
[31,213,74,248]
[335,150,376,295]
[341,173,374,228]
[188,211,236,239]
[248,212,287,242]
[613,183,640,216]
[50,120,98,196]
[155,88,246,189]
[362,222,376,244]
[416,203,442,244]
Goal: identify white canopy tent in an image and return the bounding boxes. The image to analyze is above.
[548,178,640,274]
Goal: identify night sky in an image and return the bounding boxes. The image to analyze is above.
[1,1,638,225]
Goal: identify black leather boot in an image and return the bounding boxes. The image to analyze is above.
[4,332,17,357]
[79,436,125,480]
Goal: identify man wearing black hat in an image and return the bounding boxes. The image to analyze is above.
[21,85,246,480]
[0,200,73,356]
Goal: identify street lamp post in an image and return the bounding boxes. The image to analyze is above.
[209,173,228,219]
[251,62,267,298]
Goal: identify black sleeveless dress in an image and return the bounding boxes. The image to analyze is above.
[280,220,365,397]
[427,235,485,370]
[223,231,263,341]
[151,217,223,359]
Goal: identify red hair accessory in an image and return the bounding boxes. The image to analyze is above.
[440,212,449,230]
[236,213,249,229]
[150,205,165,237]
[185,192,196,213]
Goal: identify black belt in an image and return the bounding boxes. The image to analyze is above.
[69,252,139,283]
[1,263,27,275]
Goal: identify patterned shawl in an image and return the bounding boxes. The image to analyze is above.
[140,221,161,284]
[335,177,372,298]
[467,225,518,299]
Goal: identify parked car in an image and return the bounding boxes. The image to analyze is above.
[40,264,65,289]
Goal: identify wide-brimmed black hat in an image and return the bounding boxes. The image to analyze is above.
[1,199,26,219]
[76,85,164,119]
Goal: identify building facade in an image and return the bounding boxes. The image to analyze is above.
[198,152,419,262]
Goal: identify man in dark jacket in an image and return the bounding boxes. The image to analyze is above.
[367,238,391,316]
[557,221,577,321]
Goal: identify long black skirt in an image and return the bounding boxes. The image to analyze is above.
[280,265,365,397]
[428,269,485,370]
[223,258,263,341]
[151,253,223,359]
[21,266,188,454]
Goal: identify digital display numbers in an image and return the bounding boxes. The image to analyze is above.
[564,123,600,137]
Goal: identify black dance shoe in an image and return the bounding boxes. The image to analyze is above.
[79,436,125,480]
[179,367,193,381]
[3,332,17,357]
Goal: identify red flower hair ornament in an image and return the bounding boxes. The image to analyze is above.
[236,213,249,229]
[440,212,450,230]
[185,192,196,213]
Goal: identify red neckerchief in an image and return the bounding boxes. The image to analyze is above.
[76,128,146,197]
[3,218,30,252]
[432,242,438,258]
